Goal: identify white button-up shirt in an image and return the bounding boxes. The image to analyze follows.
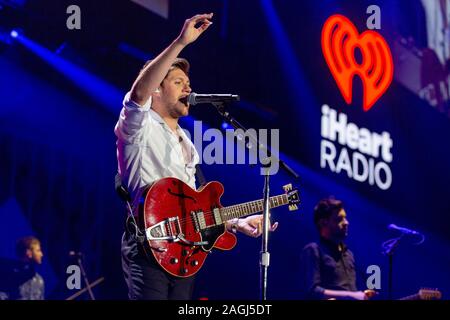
[115,92,199,208]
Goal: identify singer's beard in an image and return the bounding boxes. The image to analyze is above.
[168,101,189,118]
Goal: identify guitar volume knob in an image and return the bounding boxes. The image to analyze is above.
[191,260,199,266]
[170,258,179,264]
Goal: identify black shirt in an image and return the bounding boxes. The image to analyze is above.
[299,237,357,300]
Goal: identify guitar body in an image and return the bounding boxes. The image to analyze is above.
[139,177,237,277]
[137,177,300,278]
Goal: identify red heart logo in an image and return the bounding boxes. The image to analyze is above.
[321,14,394,111]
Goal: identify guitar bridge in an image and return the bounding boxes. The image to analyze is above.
[145,216,208,246]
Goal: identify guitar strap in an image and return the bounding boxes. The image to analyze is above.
[115,173,145,244]
[195,164,207,187]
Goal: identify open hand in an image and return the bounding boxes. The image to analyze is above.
[177,13,213,46]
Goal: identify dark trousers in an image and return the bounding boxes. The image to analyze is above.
[121,230,195,300]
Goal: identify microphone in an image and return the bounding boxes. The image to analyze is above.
[388,224,420,235]
[188,92,240,106]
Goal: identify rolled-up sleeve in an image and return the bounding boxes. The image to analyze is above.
[300,244,325,299]
[114,92,153,143]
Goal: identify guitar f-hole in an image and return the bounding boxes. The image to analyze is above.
[167,188,196,202]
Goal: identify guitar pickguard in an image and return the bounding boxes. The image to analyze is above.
[200,224,226,251]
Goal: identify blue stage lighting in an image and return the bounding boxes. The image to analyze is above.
[10,29,18,38]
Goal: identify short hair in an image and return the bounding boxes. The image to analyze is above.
[140,57,190,79]
[16,236,40,257]
[313,197,344,229]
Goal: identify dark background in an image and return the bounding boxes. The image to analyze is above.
[0,0,449,300]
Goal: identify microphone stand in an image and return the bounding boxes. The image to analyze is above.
[66,277,104,300]
[212,102,299,300]
[71,252,96,300]
[381,234,404,300]
[381,229,425,300]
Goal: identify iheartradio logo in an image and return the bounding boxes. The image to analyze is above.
[321,14,394,112]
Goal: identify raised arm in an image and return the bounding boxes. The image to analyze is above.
[130,13,213,106]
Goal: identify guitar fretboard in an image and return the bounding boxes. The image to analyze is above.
[220,194,289,221]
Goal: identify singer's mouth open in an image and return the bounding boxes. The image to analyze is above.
[179,96,189,107]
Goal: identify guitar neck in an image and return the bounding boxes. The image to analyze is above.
[398,294,420,300]
[220,194,289,221]
[398,289,441,300]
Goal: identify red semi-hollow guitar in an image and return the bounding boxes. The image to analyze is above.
[138,177,300,277]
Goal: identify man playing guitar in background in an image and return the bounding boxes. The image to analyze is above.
[299,197,375,300]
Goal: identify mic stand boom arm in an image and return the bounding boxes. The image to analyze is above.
[212,103,299,178]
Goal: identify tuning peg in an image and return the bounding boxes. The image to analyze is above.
[283,184,292,192]
[289,204,298,211]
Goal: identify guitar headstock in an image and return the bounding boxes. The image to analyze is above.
[283,184,300,211]
[418,288,442,300]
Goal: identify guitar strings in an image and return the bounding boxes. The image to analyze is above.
[172,196,287,225]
